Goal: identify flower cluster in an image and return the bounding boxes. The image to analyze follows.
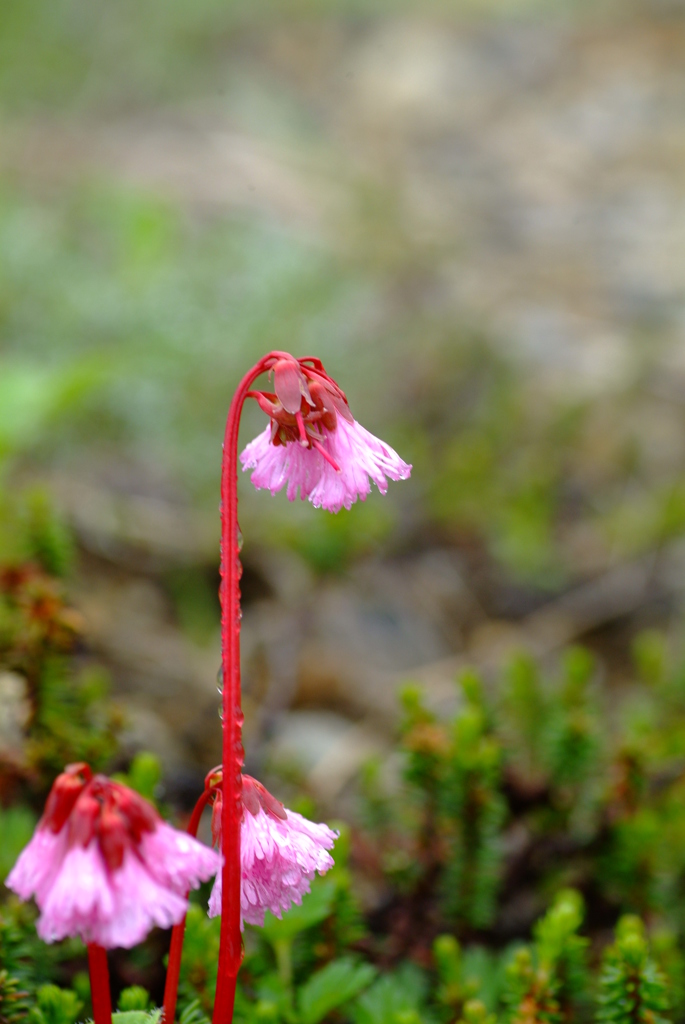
[208,774,338,927]
[241,353,411,512]
[7,763,221,948]
[6,350,408,1024]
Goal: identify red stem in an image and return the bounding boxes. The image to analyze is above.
[162,787,217,1023]
[87,945,112,1024]
[212,354,278,1024]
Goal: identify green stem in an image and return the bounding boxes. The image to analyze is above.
[274,939,293,991]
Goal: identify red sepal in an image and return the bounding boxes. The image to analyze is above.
[299,363,352,419]
[69,793,101,848]
[273,358,312,414]
[242,775,287,821]
[211,789,223,847]
[97,808,129,871]
[241,777,260,817]
[41,763,91,834]
[247,390,280,419]
[112,783,158,841]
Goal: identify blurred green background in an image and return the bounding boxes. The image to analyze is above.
[2,0,685,779]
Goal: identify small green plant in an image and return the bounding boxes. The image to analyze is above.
[117,989,151,1014]
[0,971,30,1024]
[596,916,671,1024]
[440,671,507,928]
[27,986,81,1024]
[397,671,507,935]
[501,890,588,1024]
[458,1000,497,1024]
[434,934,473,1016]
[0,900,81,999]
[503,947,561,1024]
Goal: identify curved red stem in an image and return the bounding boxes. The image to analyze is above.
[212,354,278,1024]
[162,787,217,1023]
[87,944,112,1024]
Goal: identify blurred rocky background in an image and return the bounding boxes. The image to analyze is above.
[2,0,685,815]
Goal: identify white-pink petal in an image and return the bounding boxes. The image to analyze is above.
[240,428,320,502]
[34,842,193,949]
[36,842,116,944]
[94,848,188,949]
[139,821,222,895]
[6,826,67,904]
[240,418,411,514]
[208,808,337,928]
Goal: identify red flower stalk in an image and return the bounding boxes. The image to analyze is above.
[214,353,278,1024]
[214,352,410,1024]
[163,767,223,1024]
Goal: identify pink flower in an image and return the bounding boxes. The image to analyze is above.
[208,775,337,927]
[6,763,221,949]
[241,354,411,513]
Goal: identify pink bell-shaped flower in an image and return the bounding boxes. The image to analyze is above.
[6,763,222,949]
[208,775,337,927]
[240,355,411,513]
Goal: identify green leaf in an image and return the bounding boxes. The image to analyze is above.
[258,880,337,945]
[298,958,377,1024]
[111,1010,161,1024]
[351,964,429,1024]
[253,973,292,1022]
[178,1000,210,1024]
[117,987,150,1013]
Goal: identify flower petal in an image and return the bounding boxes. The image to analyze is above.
[241,418,411,514]
[208,807,337,929]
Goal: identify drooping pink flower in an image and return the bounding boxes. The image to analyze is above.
[208,775,337,927]
[6,763,221,949]
[240,354,411,513]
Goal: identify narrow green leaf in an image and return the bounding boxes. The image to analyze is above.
[298,958,377,1024]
